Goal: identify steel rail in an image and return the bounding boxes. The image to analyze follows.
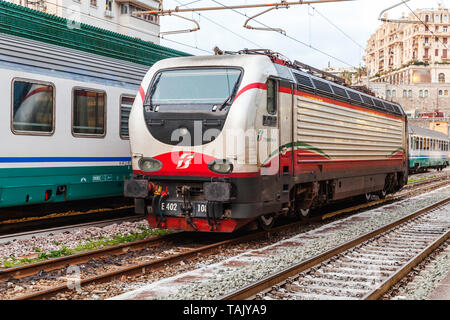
[0,231,182,281]
[363,229,450,300]
[7,176,450,299]
[220,196,450,300]
[11,225,293,300]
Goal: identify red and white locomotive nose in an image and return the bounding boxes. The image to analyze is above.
[125,50,408,233]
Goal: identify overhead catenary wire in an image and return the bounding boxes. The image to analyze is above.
[401,0,449,51]
[209,0,359,68]
[173,0,264,48]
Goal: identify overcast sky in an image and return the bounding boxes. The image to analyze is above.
[158,0,448,69]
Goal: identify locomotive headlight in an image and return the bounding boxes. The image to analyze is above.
[208,160,233,174]
[139,158,162,172]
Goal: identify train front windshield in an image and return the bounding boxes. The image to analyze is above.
[148,68,241,105]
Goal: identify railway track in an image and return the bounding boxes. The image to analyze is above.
[2,175,449,300]
[0,204,136,236]
[221,197,450,300]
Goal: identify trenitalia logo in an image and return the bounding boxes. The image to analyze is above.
[176,153,195,169]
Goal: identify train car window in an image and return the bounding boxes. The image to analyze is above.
[120,96,134,139]
[72,89,106,136]
[415,137,419,150]
[419,137,423,150]
[12,79,54,134]
[266,79,277,115]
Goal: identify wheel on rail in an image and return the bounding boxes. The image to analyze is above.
[296,208,311,220]
[377,189,387,199]
[359,193,372,202]
[258,214,275,230]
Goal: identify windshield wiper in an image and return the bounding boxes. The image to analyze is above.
[219,83,239,111]
[143,73,161,111]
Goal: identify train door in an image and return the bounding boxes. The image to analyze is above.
[278,80,294,204]
[258,78,280,202]
[278,80,294,177]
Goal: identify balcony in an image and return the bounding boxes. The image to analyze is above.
[115,0,159,10]
[104,10,113,18]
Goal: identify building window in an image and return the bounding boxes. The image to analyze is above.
[444,49,448,58]
[439,73,445,83]
[425,15,429,23]
[425,37,429,44]
[419,90,423,97]
[403,89,407,97]
[106,0,112,11]
[121,4,128,14]
[12,80,54,134]
[90,0,97,6]
[435,49,439,56]
[392,89,396,97]
[445,90,449,96]
[72,89,106,136]
[439,89,443,96]
[424,90,429,97]
[408,90,412,98]
[120,96,134,139]
[435,37,439,42]
[444,27,448,33]
[386,89,391,98]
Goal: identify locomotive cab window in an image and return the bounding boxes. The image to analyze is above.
[12,79,55,134]
[148,68,242,106]
[266,79,277,115]
[72,89,106,137]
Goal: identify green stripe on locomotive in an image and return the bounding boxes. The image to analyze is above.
[0,165,131,207]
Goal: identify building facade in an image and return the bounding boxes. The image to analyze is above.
[364,4,450,118]
[8,0,160,43]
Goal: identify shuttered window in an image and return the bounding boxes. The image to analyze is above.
[120,96,134,139]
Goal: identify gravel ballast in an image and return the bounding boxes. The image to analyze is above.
[111,185,450,300]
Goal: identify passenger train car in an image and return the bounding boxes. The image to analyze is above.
[125,50,408,232]
[0,33,148,208]
[408,124,449,173]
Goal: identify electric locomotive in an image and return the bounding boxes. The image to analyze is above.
[125,50,408,232]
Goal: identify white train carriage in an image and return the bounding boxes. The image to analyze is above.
[0,33,148,207]
[408,124,449,172]
[125,50,408,232]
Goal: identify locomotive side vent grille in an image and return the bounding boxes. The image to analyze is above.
[330,85,349,99]
[373,98,385,110]
[347,90,362,103]
[293,72,314,90]
[311,79,333,94]
[361,94,375,106]
[383,102,395,112]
